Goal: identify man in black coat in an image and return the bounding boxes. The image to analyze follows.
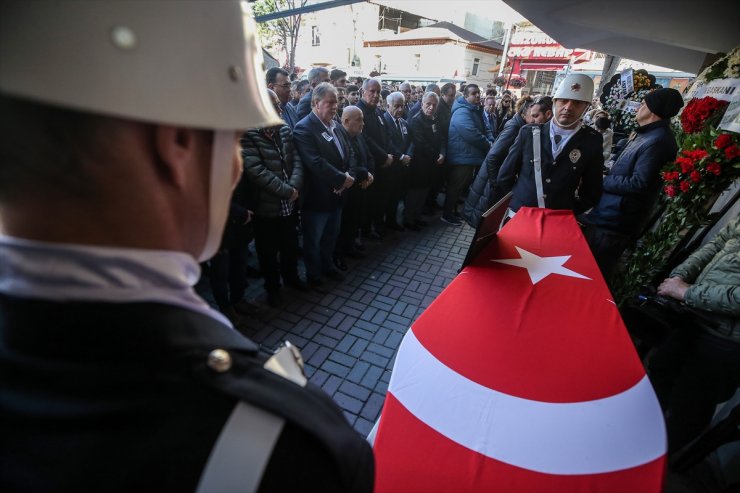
[293,83,364,289]
[425,82,456,210]
[496,75,603,216]
[406,92,446,229]
[383,91,412,231]
[356,78,394,237]
[335,105,375,267]
[0,3,374,492]
[580,88,683,277]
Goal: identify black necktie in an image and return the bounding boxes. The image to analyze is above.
[396,119,402,136]
[554,134,562,145]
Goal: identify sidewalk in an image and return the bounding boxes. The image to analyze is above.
[199,213,474,436]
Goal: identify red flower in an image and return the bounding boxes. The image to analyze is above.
[664,185,677,197]
[714,133,733,149]
[681,97,729,134]
[724,144,740,161]
[680,159,695,174]
[690,170,702,183]
[706,162,721,175]
[685,149,709,161]
[680,181,691,193]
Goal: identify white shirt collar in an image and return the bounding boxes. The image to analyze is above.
[0,235,231,327]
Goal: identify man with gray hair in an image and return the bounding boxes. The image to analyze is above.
[407,83,440,120]
[398,81,413,119]
[383,91,412,231]
[296,66,330,121]
[356,78,394,239]
[293,83,364,290]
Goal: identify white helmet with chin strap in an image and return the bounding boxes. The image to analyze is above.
[552,74,594,129]
[0,0,282,261]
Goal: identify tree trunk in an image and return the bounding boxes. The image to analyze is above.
[597,55,621,99]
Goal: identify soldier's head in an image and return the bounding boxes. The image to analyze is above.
[0,0,279,261]
[552,74,594,128]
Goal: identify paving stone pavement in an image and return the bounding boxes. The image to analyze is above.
[197,211,475,436]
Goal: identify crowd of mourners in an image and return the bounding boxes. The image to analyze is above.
[209,65,560,324]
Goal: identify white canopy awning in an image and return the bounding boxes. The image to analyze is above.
[502,0,739,73]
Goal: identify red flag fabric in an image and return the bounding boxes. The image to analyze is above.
[373,207,666,492]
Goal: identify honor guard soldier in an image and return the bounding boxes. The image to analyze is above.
[0,2,374,492]
[495,74,604,217]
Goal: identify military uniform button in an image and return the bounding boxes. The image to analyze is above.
[545,178,551,183]
[207,349,232,373]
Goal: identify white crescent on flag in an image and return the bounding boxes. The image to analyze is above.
[373,208,666,492]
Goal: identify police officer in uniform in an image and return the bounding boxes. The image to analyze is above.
[0,2,374,492]
[495,74,603,215]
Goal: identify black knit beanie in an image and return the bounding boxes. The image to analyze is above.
[643,88,684,119]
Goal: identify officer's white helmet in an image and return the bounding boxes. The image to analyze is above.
[553,74,594,104]
[0,0,282,130]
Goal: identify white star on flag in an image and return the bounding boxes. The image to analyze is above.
[491,246,591,285]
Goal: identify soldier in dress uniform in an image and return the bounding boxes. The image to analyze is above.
[495,74,603,216]
[0,2,374,492]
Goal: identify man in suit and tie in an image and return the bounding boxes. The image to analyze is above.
[293,83,361,290]
[495,74,603,215]
[383,91,412,231]
[356,78,394,238]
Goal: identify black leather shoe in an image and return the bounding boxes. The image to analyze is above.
[403,222,421,231]
[326,269,345,281]
[285,278,310,291]
[308,278,328,293]
[334,258,348,271]
[386,222,406,232]
[267,291,283,307]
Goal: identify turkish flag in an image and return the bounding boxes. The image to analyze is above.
[373,208,666,492]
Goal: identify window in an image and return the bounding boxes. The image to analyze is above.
[311,26,320,46]
[472,58,480,76]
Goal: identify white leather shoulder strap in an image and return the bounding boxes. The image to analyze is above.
[195,402,285,493]
[532,126,546,208]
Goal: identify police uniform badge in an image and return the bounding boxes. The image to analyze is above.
[569,149,581,163]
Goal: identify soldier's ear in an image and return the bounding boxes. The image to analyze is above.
[153,125,205,190]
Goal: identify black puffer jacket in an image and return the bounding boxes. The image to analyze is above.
[462,113,526,227]
[241,125,304,218]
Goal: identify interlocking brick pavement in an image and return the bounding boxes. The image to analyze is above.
[197,213,474,436]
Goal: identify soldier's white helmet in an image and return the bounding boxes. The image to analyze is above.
[0,0,281,130]
[553,74,594,104]
[0,0,282,262]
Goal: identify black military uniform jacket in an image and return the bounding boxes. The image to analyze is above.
[0,297,374,492]
[496,121,603,214]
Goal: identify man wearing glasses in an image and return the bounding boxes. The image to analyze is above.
[266,67,299,129]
